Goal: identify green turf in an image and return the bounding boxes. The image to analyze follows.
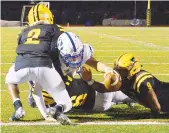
[1,27,169,132]
[2,125,169,133]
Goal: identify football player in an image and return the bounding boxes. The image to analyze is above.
[28,72,135,112]
[85,53,169,115]
[27,24,123,116]
[5,4,72,124]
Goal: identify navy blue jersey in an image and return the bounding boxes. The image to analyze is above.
[15,24,63,71]
[120,70,169,112]
[42,76,95,111]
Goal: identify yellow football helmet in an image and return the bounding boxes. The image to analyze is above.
[114,53,141,79]
[28,4,53,25]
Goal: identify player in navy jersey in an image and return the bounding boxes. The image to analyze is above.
[5,4,72,124]
[84,53,169,115]
[28,74,135,112]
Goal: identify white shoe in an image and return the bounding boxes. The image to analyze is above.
[47,107,56,116]
[9,107,25,121]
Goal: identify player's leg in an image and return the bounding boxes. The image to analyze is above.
[36,67,72,124]
[28,81,37,108]
[5,65,30,121]
[93,91,113,112]
[112,91,136,107]
[31,83,57,122]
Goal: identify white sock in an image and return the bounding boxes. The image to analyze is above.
[13,98,20,104]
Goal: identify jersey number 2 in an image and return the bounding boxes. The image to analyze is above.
[25,29,40,44]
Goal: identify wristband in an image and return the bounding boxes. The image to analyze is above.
[87,79,95,86]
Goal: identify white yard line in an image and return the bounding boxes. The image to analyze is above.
[94,56,168,58]
[1,49,169,52]
[92,74,169,76]
[72,29,169,51]
[106,63,169,65]
[1,55,168,58]
[1,121,169,126]
[1,62,169,65]
[1,90,29,92]
[1,73,169,76]
[1,45,143,48]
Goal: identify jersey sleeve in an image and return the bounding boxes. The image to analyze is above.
[56,24,64,32]
[49,25,64,65]
[137,76,155,95]
[81,44,94,64]
[17,30,24,44]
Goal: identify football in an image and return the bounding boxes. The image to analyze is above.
[104,70,122,92]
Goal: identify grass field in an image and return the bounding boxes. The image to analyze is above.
[1,27,169,132]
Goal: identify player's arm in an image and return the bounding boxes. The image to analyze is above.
[84,44,113,73]
[138,78,161,113]
[50,25,64,63]
[86,57,113,73]
[81,66,121,93]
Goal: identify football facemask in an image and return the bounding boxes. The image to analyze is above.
[60,46,84,69]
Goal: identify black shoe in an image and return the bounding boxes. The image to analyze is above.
[53,104,72,125]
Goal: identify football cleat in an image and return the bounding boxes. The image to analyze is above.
[47,106,73,125]
[56,112,72,125]
[47,107,56,116]
[9,107,25,121]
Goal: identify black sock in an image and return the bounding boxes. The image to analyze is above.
[13,100,22,110]
[55,104,64,113]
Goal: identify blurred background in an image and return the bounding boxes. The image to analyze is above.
[1,1,169,26]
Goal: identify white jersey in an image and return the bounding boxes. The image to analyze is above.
[59,43,94,76]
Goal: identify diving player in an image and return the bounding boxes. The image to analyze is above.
[86,53,169,115]
[28,73,135,112]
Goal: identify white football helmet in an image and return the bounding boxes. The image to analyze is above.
[57,32,84,68]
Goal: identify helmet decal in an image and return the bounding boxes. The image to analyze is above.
[36,4,40,21]
[65,32,76,52]
[28,4,54,25]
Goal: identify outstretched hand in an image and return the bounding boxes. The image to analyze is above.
[80,66,92,81]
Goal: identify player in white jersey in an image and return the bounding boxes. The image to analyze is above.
[28,32,135,113]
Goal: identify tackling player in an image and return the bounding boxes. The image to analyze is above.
[28,28,133,115]
[86,53,169,115]
[5,4,72,124]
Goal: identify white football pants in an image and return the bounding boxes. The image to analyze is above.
[93,91,135,112]
[5,64,72,118]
